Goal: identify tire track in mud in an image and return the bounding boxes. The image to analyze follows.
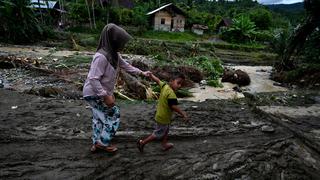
[1,89,320,179]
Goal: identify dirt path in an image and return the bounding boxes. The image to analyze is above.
[1,89,320,179]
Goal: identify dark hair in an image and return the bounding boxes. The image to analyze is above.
[170,71,186,81]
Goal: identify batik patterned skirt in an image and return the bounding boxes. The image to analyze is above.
[84,96,120,146]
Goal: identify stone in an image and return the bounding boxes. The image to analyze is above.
[261,125,275,133]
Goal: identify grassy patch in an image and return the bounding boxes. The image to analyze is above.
[57,55,91,68]
[141,30,199,42]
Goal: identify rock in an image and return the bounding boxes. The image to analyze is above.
[200,80,207,85]
[273,82,282,87]
[261,125,275,133]
[222,68,250,86]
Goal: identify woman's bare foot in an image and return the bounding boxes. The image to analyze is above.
[95,143,118,153]
[90,145,97,152]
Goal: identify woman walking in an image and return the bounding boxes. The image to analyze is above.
[83,23,150,152]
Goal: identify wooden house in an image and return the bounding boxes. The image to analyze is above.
[147,3,186,32]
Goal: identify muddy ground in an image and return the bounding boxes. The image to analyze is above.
[1,89,320,179]
[1,46,320,179]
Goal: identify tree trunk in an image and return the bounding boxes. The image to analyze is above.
[38,0,43,24]
[120,71,147,99]
[91,0,96,29]
[85,0,92,29]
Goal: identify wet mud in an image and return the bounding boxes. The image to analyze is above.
[1,89,320,179]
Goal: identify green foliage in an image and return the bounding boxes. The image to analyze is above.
[270,28,292,56]
[185,56,223,84]
[284,64,320,83]
[300,30,320,63]
[207,79,223,87]
[248,8,272,30]
[221,15,257,43]
[141,31,198,42]
[0,0,46,43]
[176,88,193,98]
[67,1,88,25]
[131,6,148,27]
[59,55,91,68]
[252,30,273,42]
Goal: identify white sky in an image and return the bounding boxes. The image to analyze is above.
[258,0,303,4]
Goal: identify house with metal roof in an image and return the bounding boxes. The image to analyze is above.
[147,3,186,32]
[30,0,60,10]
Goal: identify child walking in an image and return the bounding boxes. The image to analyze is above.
[137,72,188,152]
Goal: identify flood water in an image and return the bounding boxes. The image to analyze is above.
[184,66,287,102]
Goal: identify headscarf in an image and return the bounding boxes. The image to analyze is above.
[96,23,132,69]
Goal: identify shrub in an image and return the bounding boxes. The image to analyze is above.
[221,15,257,43]
[185,56,224,84]
[249,8,272,30]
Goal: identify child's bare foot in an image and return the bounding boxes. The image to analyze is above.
[162,143,174,151]
[137,140,144,153]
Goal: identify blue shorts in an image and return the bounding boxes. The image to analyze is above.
[153,123,169,139]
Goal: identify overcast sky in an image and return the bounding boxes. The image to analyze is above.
[258,0,303,4]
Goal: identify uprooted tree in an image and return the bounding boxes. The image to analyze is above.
[280,0,320,71]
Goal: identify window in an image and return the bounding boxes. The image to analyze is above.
[161,18,165,24]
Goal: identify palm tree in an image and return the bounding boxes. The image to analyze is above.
[280,0,320,70]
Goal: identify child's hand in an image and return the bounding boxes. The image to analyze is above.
[181,111,188,122]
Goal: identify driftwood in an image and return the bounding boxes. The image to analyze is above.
[120,70,148,99]
[0,56,54,74]
[0,55,79,85]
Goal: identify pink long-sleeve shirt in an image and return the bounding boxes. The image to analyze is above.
[83,52,142,97]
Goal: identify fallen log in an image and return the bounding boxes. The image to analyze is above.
[120,70,147,99]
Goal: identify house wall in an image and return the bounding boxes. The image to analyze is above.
[153,11,172,31]
[172,14,185,32]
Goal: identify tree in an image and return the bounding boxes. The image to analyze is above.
[0,0,44,43]
[280,0,320,70]
[249,8,272,30]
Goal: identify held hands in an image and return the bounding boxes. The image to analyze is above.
[141,71,152,77]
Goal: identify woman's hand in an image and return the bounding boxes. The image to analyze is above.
[103,95,115,107]
[141,71,152,77]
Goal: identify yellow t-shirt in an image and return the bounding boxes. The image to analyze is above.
[155,81,178,124]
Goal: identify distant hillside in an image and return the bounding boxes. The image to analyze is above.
[267,2,304,12]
